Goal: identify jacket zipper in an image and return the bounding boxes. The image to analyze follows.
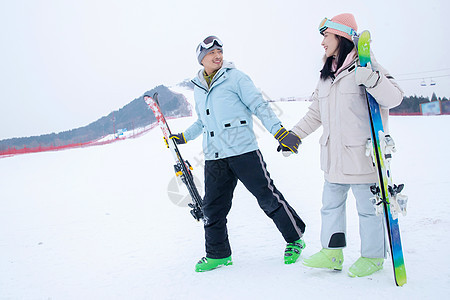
[191,70,226,94]
[332,61,358,84]
[210,72,225,88]
[191,79,208,93]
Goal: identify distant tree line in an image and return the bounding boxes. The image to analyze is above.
[390,93,449,114]
[0,85,191,151]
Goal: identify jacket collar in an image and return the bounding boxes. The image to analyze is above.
[334,49,357,76]
[193,60,235,90]
[332,53,358,84]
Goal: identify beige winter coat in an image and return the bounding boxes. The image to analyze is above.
[292,53,403,184]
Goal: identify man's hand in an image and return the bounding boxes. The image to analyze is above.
[169,133,187,145]
[274,127,301,154]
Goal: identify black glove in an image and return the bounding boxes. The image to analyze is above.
[277,144,292,157]
[274,127,301,154]
[169,133,187,145]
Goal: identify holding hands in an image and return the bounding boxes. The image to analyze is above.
[274,127,301,155]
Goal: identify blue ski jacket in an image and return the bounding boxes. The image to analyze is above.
[185,61,282,160]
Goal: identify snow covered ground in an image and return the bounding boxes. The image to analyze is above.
[1,86,449,299]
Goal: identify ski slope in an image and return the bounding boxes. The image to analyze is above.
[1,86,449,299]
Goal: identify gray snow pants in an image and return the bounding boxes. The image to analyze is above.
[320,180,387,258]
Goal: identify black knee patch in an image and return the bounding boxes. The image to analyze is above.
[328,232,346,248]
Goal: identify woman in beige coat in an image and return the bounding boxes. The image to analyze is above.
[289,13,403,278]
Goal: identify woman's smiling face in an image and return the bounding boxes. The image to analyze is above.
[321,32,340,58]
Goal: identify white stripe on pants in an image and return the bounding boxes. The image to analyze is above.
[321,180,387,258]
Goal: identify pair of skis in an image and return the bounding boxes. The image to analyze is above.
[357,31,407,286]
[144,93,204,223]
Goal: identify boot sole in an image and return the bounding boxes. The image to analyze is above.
[302,263,343,271]
[195,261,233,272]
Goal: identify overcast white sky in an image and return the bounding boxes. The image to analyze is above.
[0,0,448,139]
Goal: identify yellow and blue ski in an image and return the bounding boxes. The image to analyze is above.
[357,30,407,286]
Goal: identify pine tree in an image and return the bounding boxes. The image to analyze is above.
[431,92,438,102]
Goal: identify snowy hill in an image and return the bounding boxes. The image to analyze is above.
[0,85,190,153]
[1,86,449,299]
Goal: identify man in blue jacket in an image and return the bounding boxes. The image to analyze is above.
[170,36,306,272]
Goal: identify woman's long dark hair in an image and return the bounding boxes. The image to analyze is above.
[320,36,355,80]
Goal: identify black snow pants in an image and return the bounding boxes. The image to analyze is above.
[202,150,306,259]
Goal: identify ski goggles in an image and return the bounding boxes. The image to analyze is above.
[196,36,223,57]
[319,18,357,37]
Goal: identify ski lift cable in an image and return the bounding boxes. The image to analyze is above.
[396,74,450,82]
[395,68,450,77]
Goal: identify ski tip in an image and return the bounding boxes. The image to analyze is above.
[142,92,158,101]
[394,265,407,286]
[153,93,160,105]
[357,30,372,67]
[396,278,407,287]
[360,30,371,39]
[358,30,371,48]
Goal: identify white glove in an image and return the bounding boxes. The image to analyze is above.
[355,63,380,88]
[276,144,292,157]
[282,150,292,158]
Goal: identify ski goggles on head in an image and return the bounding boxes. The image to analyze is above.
[196,36,223,57]
[319,18,357,37]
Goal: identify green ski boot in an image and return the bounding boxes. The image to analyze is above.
[195,256,232,272]
[284,239,306,264]
[302,248,343,271]
[348,257,384,277]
